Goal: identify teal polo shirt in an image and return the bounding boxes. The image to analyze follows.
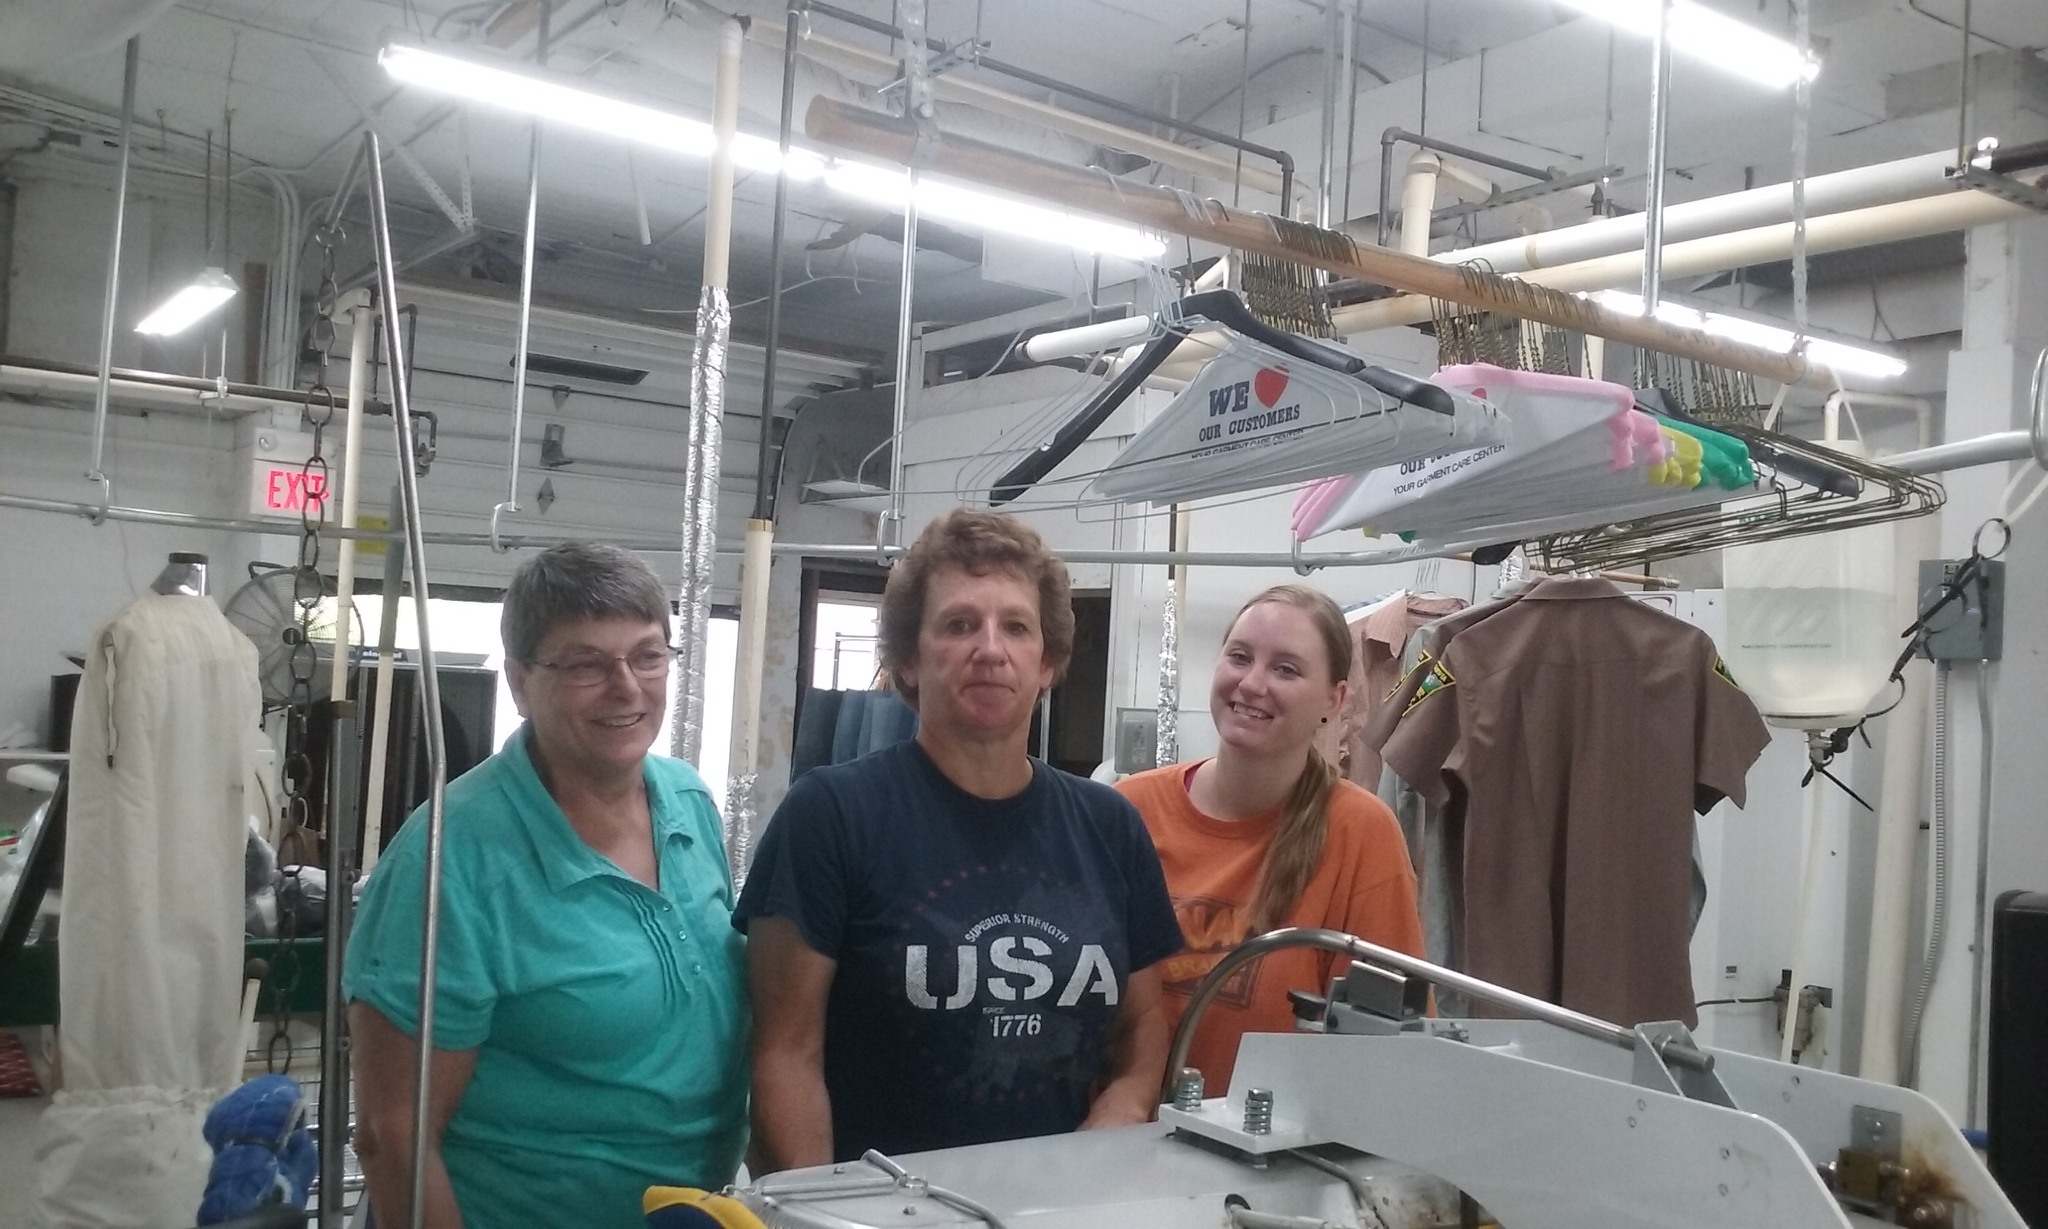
[344,725,748,1229]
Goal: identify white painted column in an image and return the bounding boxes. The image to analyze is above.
[1917,214,2048,1123]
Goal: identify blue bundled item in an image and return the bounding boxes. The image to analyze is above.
[197,1074,318,1224]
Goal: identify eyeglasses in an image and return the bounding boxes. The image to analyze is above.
[528,644,675,687]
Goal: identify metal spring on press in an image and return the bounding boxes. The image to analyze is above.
[1172,1068,1205,1113]
[1243,1088,1274,1135]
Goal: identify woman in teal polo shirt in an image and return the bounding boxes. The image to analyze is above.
[344,542,747,1229]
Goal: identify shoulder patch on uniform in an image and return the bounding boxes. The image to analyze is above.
[1403,658,1455,713]
[1712,655,1741,689]
[1387,650,1435,702]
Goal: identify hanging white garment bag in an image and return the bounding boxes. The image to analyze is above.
[37,592,262,1229]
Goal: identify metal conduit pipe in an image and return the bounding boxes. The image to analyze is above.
[1,356,393,413]
[0,491,1693,575]
[86,36,140,523]
[1332,189,2034,336]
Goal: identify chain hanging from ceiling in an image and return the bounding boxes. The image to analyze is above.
[265,219,343,1074]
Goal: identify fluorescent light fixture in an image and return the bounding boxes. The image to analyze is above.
[1591,290,1908,380]
[380,44,716,155]
[379,43,1165,260]
[824,162,1168,261]
[1555,0,1821,89]
[134,267,238,336]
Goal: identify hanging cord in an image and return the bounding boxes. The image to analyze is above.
[1804,518,2009,805]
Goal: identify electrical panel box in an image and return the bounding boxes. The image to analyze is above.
[1918,558,2005,661]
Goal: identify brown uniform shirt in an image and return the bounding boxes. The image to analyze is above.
[1366,576,1769,1027]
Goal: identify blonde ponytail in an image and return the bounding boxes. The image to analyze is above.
[1247,746,1339,934]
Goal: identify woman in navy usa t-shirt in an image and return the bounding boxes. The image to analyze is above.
[736,509,1183,1168]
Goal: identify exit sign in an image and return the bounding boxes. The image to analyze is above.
[254,463,328,516]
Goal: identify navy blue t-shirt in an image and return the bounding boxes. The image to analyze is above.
[734,740,1183,1160]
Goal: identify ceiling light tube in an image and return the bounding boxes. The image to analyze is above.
[1555,0,1821,89]
[134,267,239,336]
[379,43,1164,260]
[380,44,717,155]
[1591,290,1907,379]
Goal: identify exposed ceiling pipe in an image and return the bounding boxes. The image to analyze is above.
[742,8,1286,196]
[1430,151,1961,276]
[1398,152,1441,257]
[803,99,1815,385]
[1330,186,2034,335]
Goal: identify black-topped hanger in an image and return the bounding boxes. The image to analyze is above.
[990,289,1455,506]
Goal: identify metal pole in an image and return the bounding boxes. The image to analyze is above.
[491,121,543,552]
[754,0,802,525]
[314,292,374,1228]
[725,1,803,882]
[87,36,141,520]
[1316,0,1341,228]
[885,0,929,552]
[1640,0,1674,310]
[365,130,451,1229]
[491,5,547,553]
[1165,928,1643,1093]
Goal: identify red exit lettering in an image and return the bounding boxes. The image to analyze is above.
[264,467,328,513]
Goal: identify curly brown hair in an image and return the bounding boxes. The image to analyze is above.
[879,508,1075,707]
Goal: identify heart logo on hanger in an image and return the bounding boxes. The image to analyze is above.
[1253,368,1289,407]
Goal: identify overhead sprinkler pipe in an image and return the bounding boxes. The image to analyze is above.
[806,97,1811,385]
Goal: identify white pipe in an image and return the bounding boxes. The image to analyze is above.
[1782,759,1831,1065]
[1334,190,2032,336]
[1430,150,1960,276]
[703,19,742,289]
[1026,252,1230,364]
[1398,152,1441,258]
[1022,316,1154,362]
[726,516,773,870]
[0,366,290,416]
[1432,155,1495,205]
[328,293,374,704]
[1864,513,1938,1082]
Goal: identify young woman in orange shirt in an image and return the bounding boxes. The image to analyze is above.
[1116,584,1425,1092]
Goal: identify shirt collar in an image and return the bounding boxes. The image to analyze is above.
[1521,576,1628,601]
[500,724,697,893]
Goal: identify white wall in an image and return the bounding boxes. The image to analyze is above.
[0,162,854,751]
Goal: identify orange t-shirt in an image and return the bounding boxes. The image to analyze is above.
[1116,762,1425,1093]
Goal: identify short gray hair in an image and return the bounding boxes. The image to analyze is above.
[501,541,671,662]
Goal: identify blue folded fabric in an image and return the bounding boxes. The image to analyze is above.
[198,1075,317,1224]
